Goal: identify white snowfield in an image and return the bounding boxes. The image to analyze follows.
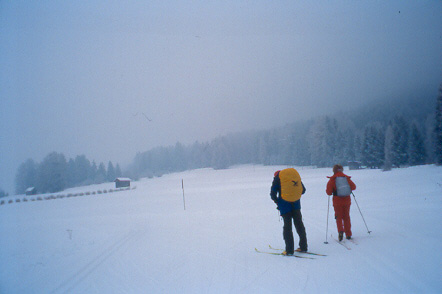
[1,165,441,293]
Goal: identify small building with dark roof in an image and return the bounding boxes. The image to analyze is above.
[25,187,38,195]
[115,178,131,188]
[348,161,362,170]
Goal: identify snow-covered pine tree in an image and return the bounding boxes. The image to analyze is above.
[343,128,356,163]
[115,164,122,178]
[173,142,187,171]
[15,159,38,194]
[333,128,346,165]
[309,117,336,167]
[425,115,436,163]
[210,137,231,169]
[107,161,116,182]
[74,155,91,186]
[434,84,442,165]
[408,121,426,166]
[89,161,98,183]
[188,141,205,169]
[391,116,409,167]
[374,125,385,168]
[292,133,311,166]
[308,118,327,167]
[96,162,107,183]
[362,124,384,168]
[383,125,394,171]
[353,133,363,162]
[66,158,76,188]
[362,126,375,168]
[325,117,339,166]
[37,152,67,193]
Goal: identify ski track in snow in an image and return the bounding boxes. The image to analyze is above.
[50,230,139,293]
[358,246,426,292]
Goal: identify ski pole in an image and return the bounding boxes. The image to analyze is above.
[182,179,186,211]
[352,192,371,234]
[324,195,330,244]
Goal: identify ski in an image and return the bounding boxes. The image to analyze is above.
[255,248,315,259]
[331,234,351,250]
[347,238,358,245]
[268,245,327,256]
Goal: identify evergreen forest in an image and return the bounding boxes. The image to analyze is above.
[13,86,442,195]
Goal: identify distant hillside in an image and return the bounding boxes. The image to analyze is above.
[129,87,439,178]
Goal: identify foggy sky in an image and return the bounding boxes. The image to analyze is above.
[1,1,441,194]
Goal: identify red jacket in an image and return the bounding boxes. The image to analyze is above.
[326,172,356,196]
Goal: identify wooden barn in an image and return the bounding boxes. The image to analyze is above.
[115,178,131,188]
[348,161,362,170]
[25,187,37,195]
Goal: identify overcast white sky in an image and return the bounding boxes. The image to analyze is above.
[1,1,441,193]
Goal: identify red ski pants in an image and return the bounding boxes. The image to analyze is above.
[333,196,352,237]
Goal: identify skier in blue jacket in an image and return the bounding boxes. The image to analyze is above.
[270,168,308,255]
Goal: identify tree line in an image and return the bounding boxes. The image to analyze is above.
[128,87,442,179]
[11,85,442,194]
[15,154,122,194]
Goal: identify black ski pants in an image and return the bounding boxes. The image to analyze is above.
[282,209,307,254]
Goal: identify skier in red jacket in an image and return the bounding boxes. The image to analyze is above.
[326,164,356,241]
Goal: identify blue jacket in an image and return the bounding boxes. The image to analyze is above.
[270,171,306,215]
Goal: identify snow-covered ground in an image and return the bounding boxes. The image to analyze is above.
[1,165,441,293]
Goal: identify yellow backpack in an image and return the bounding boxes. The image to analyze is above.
[279,168,303,202]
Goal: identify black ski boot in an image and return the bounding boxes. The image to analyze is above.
[338,231,344,241]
